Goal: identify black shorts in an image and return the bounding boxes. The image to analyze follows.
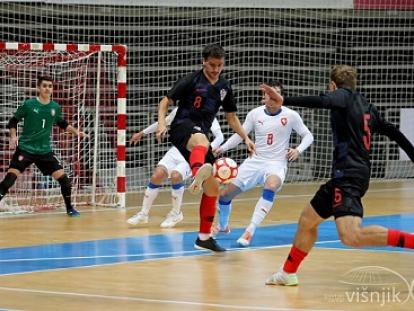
[9,147,63,176]
[169,121,216,165]
[310,177,369,219]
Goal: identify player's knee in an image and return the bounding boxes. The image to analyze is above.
[264,176,281,192]
[338,229,362,247]
[151,167,167,183]
[219,187,239,202]
[170,171,183,184]
[57,174,71,189]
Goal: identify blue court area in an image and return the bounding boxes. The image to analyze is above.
[0,214,413,276]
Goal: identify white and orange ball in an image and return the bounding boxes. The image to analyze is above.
[213,157,238,184]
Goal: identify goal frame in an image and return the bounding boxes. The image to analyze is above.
[0,41,127,209]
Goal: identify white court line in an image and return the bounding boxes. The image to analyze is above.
[0,285,344,311]
[0,240,338,263]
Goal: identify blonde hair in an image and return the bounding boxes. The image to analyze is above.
[330,65,357,90]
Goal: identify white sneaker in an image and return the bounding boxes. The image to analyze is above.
[127,211,149,225]
[265,268,299,286]
[189,163,213,195]
[160,211,184,228]
[237,230,253,247]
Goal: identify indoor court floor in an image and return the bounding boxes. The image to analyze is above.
[0,180,413,310]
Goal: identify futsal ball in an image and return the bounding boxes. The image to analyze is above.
[213,157,238,184]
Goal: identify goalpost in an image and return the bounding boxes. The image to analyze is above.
[0,42,127,214]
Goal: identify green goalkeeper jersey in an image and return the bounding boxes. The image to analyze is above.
[14,97,64,155]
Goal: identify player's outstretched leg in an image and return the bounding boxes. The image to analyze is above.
[266,203,322,286]
[189,163,213,195]
[237,188,276,247]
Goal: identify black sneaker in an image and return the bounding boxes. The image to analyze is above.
[67,207,81,217]
[194,237,226,252]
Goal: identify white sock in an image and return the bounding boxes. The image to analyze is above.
[248,197,274,235]
[141,184,160,214]
[198,233,210,240]
[171,184,184,214]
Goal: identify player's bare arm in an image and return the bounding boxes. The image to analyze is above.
[130,131,144,145]
[260,84,284,105]
[225,112,255,155]
[156,96,172,142]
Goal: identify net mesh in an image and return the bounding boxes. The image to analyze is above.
[0,49,118,213]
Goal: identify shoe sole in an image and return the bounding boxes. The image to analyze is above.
[127,219,148,225]
[193,244,226,252]
[265,275,299,286]
[160,217,184,228]
[237,238,250,247]
[189,164,213,195]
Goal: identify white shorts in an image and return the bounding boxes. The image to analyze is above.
[232,157,287,192]
[158,147,191,180]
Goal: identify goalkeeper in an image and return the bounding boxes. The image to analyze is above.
[0,76,87,216]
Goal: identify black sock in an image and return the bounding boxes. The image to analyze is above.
[57,174,72,211]
[0,173,18,201]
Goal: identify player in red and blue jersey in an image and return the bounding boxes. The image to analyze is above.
[156,44,255,252]
[261,65,414,286]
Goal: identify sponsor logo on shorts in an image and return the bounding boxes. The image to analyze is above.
[333,187,342,208]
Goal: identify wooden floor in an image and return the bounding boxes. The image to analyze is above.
[0,180,413,311]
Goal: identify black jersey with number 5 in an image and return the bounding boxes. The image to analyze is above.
[285,88,414,180]
[167,70,237,133]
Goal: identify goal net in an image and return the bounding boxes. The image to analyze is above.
[0,43,126,214]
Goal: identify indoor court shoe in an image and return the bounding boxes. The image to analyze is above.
[189,163,213,195]
[236,230,253,247]
[127,211,149,225]
[194,237,226,252]
[160,211,184,228]
[211,225,231,237]
[265,268,299,286]
[66,207,80,217]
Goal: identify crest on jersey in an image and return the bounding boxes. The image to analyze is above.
[220,89,227,101]
[18,155,24,161]
[51,109,55,116]
[281,117,288,126]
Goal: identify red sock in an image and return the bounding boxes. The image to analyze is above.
[199,194,217,234]
[283,246,308,273]
[387,229,414,249]
[190,145,208,177]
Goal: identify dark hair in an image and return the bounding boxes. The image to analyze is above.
[202,44,225,60]
[330,65,357,90]
[37,76,53,86]
[267,80,284,95]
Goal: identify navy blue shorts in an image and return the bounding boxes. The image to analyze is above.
[9,147,63,176]
[169,121,216,165]
[310,177,369,219]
